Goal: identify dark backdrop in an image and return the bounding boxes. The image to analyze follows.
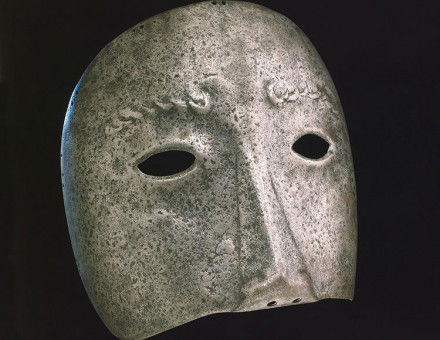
[2,0,438,339]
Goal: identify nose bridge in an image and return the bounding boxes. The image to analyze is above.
[234,138,318,310]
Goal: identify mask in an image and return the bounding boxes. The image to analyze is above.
[61,1,357,339]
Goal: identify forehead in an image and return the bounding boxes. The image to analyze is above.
[78,4,335,103]
[70,2,344,148]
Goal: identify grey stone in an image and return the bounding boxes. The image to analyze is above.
[61,1,357,339]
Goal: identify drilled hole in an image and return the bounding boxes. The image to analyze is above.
[292,298,302,303]
[292,134,330,160]
[137,150,195,177]
[267,301,277,307]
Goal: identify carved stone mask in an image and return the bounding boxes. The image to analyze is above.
[61,1,357,339]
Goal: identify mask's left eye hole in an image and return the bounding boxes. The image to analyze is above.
[137,150,196,177]
[292,134,330,160]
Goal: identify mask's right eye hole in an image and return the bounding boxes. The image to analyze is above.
[137,150,196,177]
[292,134,330,160]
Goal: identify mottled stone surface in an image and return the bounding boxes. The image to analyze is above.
[61,1,357,339]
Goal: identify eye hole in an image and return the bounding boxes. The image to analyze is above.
[292,134,330,160]
[137,150,196,177]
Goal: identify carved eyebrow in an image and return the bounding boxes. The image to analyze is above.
[105,89,213,136]
[118,107,143,120]
[153,90,212,114]
[105,107,143,135]
[266,81,299,108]
[203,73,218,78]
[266,80,332,108]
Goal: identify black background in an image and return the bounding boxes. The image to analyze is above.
[2,0,439,339]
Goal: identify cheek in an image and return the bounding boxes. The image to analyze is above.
[79,184,243,317]
[150,212,241,303]
[124,160,243,299]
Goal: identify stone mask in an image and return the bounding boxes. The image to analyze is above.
[61,1,357,339]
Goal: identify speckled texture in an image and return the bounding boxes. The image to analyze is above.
[61,1,357,339]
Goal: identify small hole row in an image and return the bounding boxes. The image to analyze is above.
[266,298,302,307]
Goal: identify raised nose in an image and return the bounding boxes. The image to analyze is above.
[234,142,319,311]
